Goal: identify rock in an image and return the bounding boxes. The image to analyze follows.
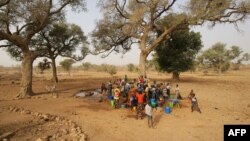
[13,107,20,112]
[41,114,50,121]
[33,112,40,117]
[71,123,77,128]
[3,138,8,141]
[61,129,68,135]
[0,132,15,140]
[53,95,58,98]
[55,117,60,122]
[36,138,43,141]
[52,134,57,140]
[9,106,15,111]
[79,134,87,141]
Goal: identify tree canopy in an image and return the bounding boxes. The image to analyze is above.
[37,22,89,82]
[155,27,202,80]
[0,0,87,97]
[91,0,250,76]
[60,59,75,75]
[197,42,249,73]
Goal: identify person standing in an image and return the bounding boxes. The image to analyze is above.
[175,84,182,99]
[190,92,202,113]
[136,88,145,119]
[166,82,171,99]
[145,102,155,128]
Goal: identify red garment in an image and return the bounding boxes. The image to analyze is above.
[136,93,145,104]
[139,78,144,83]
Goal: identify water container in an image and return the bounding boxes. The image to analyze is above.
[165,106,171,114]
[170,94,174,99]
[151,102,157,108]
[108,95,113,100]
[169,102,173,108]
[150,98,156,103]
[121,104,126,108]
[110,100,114,107]
[173,99,178,104]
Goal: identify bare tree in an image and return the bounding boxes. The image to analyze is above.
[91,0,250,77]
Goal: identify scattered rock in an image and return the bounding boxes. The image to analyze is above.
[61,129,68,135]
[0,132,15,140]
[36,138,43,141]
[41,114,50,121]
[79,134,87,141]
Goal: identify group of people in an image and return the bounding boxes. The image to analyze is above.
[100,75,202,128]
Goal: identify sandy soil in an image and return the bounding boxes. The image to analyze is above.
[0,70,250,141]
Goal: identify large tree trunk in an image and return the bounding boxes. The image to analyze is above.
[218,61,222,75]
[172,71,180,81]
[51,58,58,83]
[17,52,35,98]
[138,51,147,77]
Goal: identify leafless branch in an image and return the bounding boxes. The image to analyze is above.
[0,0,10,7]
[0,44,12,48]
[135,0,146,4]
[115,0,129,19]
[153,0,177,21]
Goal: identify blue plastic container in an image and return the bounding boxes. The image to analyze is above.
[173,99,178,104]
[150,98,156,103]
[165,106,171,114]
[108,95,114,100]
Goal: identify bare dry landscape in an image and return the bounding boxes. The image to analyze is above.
[0,68,250,141]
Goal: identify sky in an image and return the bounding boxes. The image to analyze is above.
[0,0,250,67]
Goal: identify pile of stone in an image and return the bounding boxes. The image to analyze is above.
[1,106,87,141]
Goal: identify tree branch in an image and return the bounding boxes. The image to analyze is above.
[115,0,129,19]
[0,44,12,48]
[135,0,146,4]
[153,0,177,21]
[146,24,179,54]
[0,0,10,7]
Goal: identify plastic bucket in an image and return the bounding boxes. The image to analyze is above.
[121,104,126,108]
[151,102,157,108]
[150,98,156,103]
[173,99,178,104]
[169,102,173,108]
[110,100,114,107]
[165,106,171,114]
[108,95,113,100]
[170,94,174,99]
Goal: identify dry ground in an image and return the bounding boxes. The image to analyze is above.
[0,70,250,141]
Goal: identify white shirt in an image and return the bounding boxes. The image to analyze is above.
[145,104,152,116]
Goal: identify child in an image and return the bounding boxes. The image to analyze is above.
[145,102,155,128]
[114,88,120,108]
[190,92,202,113]
[136,88,145,119]
[166,82,171,99]
[175,84,182,99]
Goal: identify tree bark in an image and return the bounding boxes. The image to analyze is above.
[172,71,180,81]
[17,52,35,98]
[138,51,147,77]
[218,60,222,75]
[51,58,58,83]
